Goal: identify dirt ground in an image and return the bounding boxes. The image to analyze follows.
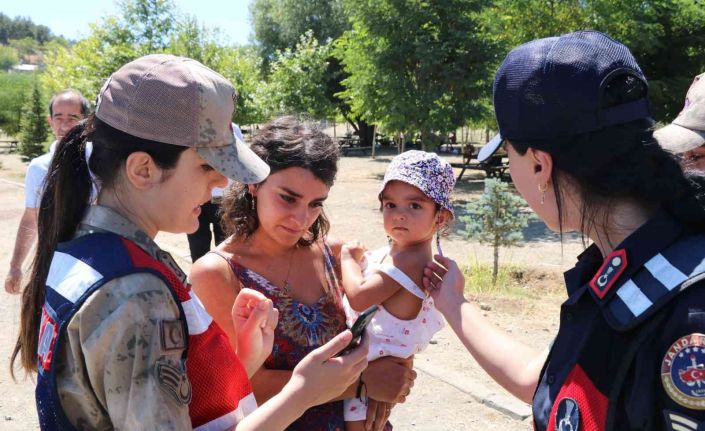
[0,149,585,430]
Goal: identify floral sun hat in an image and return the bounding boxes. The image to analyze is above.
[380,150,456,217]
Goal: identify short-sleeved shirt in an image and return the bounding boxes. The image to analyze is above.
[533,211,705,430]
[24,142,56,208]
[55,205,192,429]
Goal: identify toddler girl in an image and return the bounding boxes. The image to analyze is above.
[341,150,455,430]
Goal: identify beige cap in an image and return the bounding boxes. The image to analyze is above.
[655,72,705,154]
[95,54,269,183]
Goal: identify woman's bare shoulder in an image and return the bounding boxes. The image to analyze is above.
[190,248,239,295]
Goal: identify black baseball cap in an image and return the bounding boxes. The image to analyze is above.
[478,31,651,162]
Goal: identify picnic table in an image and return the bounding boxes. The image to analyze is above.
[0,139,18,154]
[450,143,509,180]
[338,136,372,156]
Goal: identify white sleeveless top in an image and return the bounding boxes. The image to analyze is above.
[343,247,445,359]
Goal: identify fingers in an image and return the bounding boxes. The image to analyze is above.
[262,306,279,333]
[232,288,269,318]
[433,254,456,268]
[365,399,381,431]
[310,330,353,362]
[241,297,274,331]
[377,403,393,431]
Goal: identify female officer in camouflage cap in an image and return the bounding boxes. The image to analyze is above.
[11,54,368,431]
[425,31,705,429]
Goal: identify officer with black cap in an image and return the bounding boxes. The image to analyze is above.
[424,30,705,429]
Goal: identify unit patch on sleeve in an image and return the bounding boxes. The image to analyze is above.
[661,333,705,410]
[37,305,59,373]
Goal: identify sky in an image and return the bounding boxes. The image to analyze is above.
[1,0,254,45]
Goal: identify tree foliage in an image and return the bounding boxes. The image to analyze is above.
[335,0,497,148]
[41,0,267,125]
[0,45,19,70]
[250,0,347,66]
[0,72,33,136]
[481,0,705,122]
[262,31,336,119]
[18,79,49,161]
[0,13,53,46]
[462,179,532,284]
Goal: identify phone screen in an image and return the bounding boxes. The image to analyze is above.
[335,304,379,357]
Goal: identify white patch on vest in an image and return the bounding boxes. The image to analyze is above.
[193,392,257,430]
[616,279,652,317]
[46,251,103,303]
[644,253,688,291]
[181,292,213,335]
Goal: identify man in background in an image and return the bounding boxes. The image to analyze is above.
[655,72,705,172]
[4,89,89,293]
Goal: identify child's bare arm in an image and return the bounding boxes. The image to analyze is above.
[341,244,400,311]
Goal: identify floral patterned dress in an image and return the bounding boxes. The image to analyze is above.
[214,243,348,431]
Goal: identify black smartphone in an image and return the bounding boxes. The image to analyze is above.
[335,304,379,357]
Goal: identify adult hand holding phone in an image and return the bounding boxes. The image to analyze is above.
[288,330,370,407]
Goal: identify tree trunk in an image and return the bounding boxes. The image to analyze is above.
[370,124,377,159]
[421,128,431,151]
[492,240,499,286]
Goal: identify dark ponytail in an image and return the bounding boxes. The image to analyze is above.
[11,114,187,377]
[11,120,92,377]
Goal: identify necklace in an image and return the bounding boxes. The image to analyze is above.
[282,246,297,293]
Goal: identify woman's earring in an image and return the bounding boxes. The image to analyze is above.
[248,192,257,212]
[538,183,548,205]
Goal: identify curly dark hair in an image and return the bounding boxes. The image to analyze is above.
[220,116,339,246]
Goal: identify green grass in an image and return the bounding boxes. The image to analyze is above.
[461,254,564,299]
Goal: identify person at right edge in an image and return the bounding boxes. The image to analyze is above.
[423,31,705,429]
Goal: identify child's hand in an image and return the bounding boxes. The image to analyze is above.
[342,240,367,263]
[423,255,467,315]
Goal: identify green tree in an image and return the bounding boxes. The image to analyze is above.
[42,16,138,99]
[0,45,19,70]
[481,0,705,122]
[462,179,532,285]
[335,0,497,150]
[0,71,33,136]
[119,0,176,52]
[18,79,49,161]
[250,0,378,146]
[250,0,348,67]
[166,17,267,125]
[262,31,336,119]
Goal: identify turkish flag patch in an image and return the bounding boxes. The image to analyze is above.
[37,305,59,372]
[589,249,628,300]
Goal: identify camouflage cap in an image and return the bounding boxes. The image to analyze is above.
[655,72,705,154]
[95,54,269,183]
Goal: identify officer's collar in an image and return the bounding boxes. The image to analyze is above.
[566,209,683,300]
[78,205,163,260]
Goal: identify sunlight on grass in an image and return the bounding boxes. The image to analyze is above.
[461,254,565,299]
